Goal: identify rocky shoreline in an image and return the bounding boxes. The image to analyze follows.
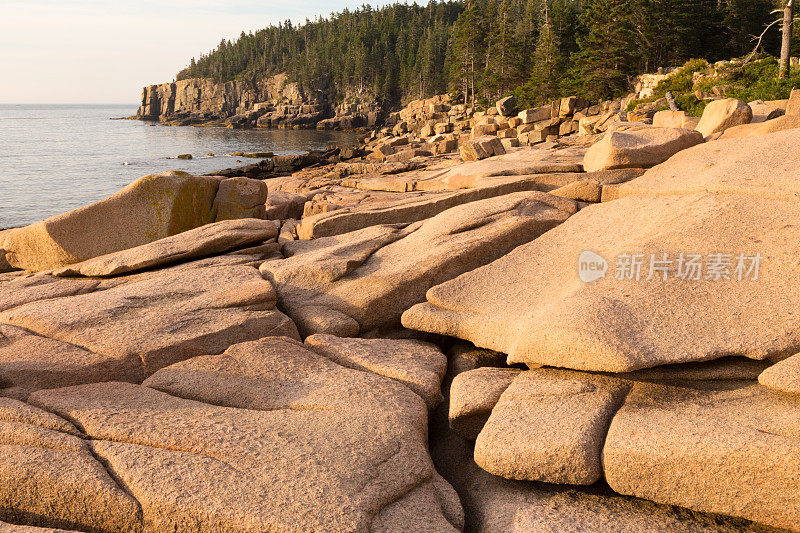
[136,72,383,131]
[1,69,800,532]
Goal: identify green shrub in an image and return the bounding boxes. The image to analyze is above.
[645,56,800,116]
[674,93,706,116]
[651,59,710,99]
[626,96,656,112]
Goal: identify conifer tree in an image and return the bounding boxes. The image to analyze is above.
[451,0,485,105]
[572,0,642,100]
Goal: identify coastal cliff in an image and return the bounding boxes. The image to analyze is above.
[137,72,382,130]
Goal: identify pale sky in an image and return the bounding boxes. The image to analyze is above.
[0,0,401,104]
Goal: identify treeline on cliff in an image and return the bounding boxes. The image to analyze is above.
[178,0,788,108]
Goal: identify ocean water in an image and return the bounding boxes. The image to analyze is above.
[0,104,359,228]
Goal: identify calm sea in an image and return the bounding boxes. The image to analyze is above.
[0,104,358,228]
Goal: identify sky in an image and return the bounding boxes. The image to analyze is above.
[0,0,401,104]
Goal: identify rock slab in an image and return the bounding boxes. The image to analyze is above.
[404,193,800,372]
[263,192,576,338]
[52,218,279,277]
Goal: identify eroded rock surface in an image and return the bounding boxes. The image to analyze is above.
[449,367,520,440]
[304,334,447,409]
[3,172,222,271]
[2,172,275,272]
[605,383,800,531]
[474,370,630,485]
[0,264,298,375]
[404,193,800,372]
[615,128,800,201]
[0,399,142,532]
[432,383,765,533]
[0,324,143,394]
[263,192,576,338]
[0,336,461,532]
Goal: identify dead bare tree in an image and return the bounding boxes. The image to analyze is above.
[780,0,795,78]
[741,1,798,78]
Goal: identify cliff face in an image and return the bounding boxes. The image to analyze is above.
[137,73,381,130]
[138,73,308,119]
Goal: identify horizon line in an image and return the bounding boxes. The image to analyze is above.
[0,102,140,106]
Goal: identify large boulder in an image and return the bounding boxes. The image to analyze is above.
[583,127,703,172]
[444,361,800,530]
[0,336,461,531]
[474,369,630,485]
[441,346,800,531]
[459,136,506,161]
[3,171,223,272]
[652,109,699,129]
[431,381,761,532]
[262,192,576,338]
[403,193,800,372]
[518,106,551,124]
[695,98,752,138]
[496,96,517,117]
[52,218,279,277]
[211,176,268,221]
[604,382,800,531]
[449,367,520,440]
[615,128,800,201]
[3,172,274,273]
